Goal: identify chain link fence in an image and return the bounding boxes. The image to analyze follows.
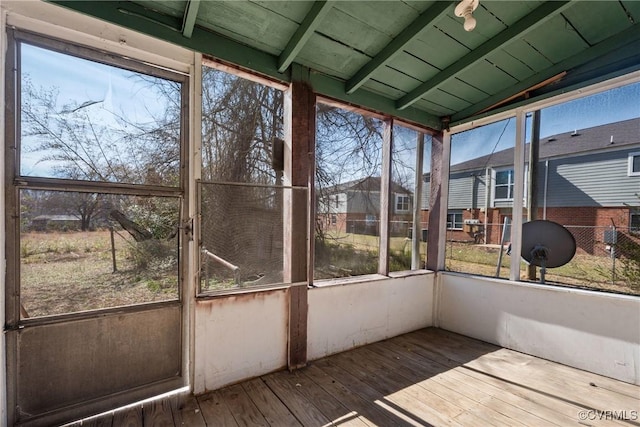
[201,189,639,296]
[446,222,640,295]
[314,219,429,278]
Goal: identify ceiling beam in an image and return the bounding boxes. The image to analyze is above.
[278,0,335,73]
[49,0,289,81]
[181,0,201,38]
[450,24,640,124]
[345,1,452,95]
[396,0,573,110]
[310,72,441,130]
[49,0,441,129]
[474,72,567,115]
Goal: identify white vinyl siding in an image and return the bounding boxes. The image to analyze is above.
[545,149,640,207]
[447,172,486,210]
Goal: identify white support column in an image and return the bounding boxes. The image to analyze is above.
[510,109,526,281]
[186,52,202,393]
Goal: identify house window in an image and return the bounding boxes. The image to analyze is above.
[447,210,463,230]
[629,152,640,176]
[631,211,640,233]
[335,195,340,208]
[331,214,337,225]
[494,169,514,200]
[396,194,410,212]
[365,214,377,226]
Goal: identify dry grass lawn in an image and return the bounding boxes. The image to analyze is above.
[446,242,639,295]
[20,230,178,318]
[19,231,637,317]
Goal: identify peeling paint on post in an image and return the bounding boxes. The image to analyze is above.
[283,64,314,369]
[427,131,445,271]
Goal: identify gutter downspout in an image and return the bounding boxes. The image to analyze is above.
[484,167,490,243]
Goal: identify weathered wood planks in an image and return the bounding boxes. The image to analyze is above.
[68,328,640,427]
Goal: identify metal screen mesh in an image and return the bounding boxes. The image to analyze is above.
[445,222,639,294]
[199,182,305,291]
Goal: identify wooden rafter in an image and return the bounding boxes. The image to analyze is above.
[181,0,200,38]
[475,72,567,115]
[452,23,640,122]
[345,1,452,95]
[278,0,335,73]
[396,1,572,110]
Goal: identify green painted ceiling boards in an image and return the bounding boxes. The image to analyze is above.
[51,0,640,130]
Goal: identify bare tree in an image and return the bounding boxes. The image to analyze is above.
[199,68,285,286]
[21,75,180,184]
[201,70,282,183]
[20,74,181,231]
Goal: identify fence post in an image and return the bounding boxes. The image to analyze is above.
[611,225,616,285]
[496,217,510,277]
[109,226,117,273]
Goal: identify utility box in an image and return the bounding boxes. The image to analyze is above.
[463,219,481,233]
[604,229,617,245]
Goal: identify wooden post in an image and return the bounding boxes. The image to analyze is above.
[527,110,541,280]
[379,118,393,275]
[412,133,425,270]
[284,64,314,369]
[427,131,449,271]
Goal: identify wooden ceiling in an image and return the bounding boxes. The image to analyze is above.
[51,0,640,130]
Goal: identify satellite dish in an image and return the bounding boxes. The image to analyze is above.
[521,220,576,283]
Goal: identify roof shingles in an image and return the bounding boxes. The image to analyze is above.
[449,117,640,173]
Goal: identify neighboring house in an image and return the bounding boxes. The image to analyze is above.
[318,176,413,236]
[29,215,81,231]
[422,118,640,251]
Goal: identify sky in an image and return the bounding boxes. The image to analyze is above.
[20,43,174,176]
[22,44,157,118]
[20,40,640,178]
[450,82,640,166]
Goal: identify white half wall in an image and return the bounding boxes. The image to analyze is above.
[308,272,435,360]
[193,289,289,394]
[438,272,640,384]
[193,273,435,393]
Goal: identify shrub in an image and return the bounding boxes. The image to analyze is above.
[617,233,640,290]
[127,238,177,272]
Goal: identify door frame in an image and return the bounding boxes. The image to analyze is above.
[3,26,192,426]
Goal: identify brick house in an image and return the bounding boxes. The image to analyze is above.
[422,118,640,252]
[318,176,413,236]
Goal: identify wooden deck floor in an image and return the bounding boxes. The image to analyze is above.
[74,328,640,426]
